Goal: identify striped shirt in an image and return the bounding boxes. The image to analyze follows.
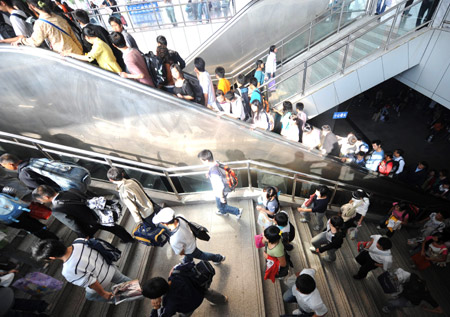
[62,239,115,289]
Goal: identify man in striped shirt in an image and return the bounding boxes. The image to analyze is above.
[32,239,130,302]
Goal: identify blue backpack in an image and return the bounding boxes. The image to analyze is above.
[27,158,91,192]
[0,193,30,224]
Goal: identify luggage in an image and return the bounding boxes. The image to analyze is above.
[178,216,210,241]
[132,221,170,247]
[377,271,399,293]
[28,202,52,220]
[73,238,121,265]
[0,193,30,224]
[12,272,63,296]
[27,158,91,192]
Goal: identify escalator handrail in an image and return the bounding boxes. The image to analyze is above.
[258,0,431,105]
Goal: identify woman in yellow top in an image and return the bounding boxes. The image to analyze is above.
[13,0,82,55]
[63,26,121,73]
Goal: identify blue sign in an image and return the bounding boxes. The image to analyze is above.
[333,112,348,119]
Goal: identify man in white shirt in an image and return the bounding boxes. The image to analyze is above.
[225,91,245,120]
[353,234,392,279]
[152,207,226,264]
[31,239,131,302]
[393,149,405,177]
[194,57,216,108]
[0,0,32,43]
[283,268,328,316]
[197,149,243,219]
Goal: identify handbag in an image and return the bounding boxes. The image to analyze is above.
[254,233,265,248]
[28,202,52,220]
[386,215,401,231]
[177,216,210,241]
[377,271,399,293]
[303,194,316,207]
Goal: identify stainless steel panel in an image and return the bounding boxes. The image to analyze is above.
[0,45,442,205]
[183,0,330,75]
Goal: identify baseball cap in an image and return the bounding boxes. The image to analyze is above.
[152,207,175,224]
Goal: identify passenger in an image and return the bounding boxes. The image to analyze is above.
[163,0,177,27]
[256,186,280,228]
[63,26,122,74]
[353,235,392,280]
[142,272,227,316]
[377,152,395,176]
[404,161,429,188]
[341,189,370,232]
[422,169,437,192]
[248,77,262,103]
[12,0,82,54]
[235,74,252,121]
[430,169,449,194]
[297,185,331,231]
[152,207,226,264]
[32,185,134,243]
[254,59,265,87]
[73,9,125,69]
[279,101,293,134]
[295,102,308,142]
[250,100,270,131]
[156,35,185,70]
[339,133,358,159]
[194,57,215,109]
[411,232,448,269]
[392,148,405,178]
[108,16,138,50]
[382,270,443,314]
[0,153,61,190]
[273,211,295,251]
[319,125,340,157]
[110,31,154,87]
[214,89,229,113]
[281,114,300,142]
[282,268,328,316]
[107,167,160,226]
[171,63,195,101]
[0,0,33,44]
[416,211,446,238]
[352,151,367,167]
[31,239,132,302]
[365,139,384,172]
[265,44,277,90]
[263,225,288,278]
[309,215,345,262]
[197,149,243,219]
[215,66,230,94]
[377,201,410,238]
[225,90,245,120]
[156,45,175,93]
[301,124,321,150]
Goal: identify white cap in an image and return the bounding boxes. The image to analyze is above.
[152,207,175,224]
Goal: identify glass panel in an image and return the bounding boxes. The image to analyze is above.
[256,172,288,193]
[305,46,346,89]
[177,168,245,194]
[282,31,310,65]
[345,17,393,67]
[309,11,342,47]
[267,67,305,107]
[395,1,426,38]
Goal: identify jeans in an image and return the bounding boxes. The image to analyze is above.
[215,197,239,215]
[311,231,337,261]
[183,247,223,263]
[85,267,131,301]
[301,211,325,230]
[386,296,414,311]
[166,6,177,25]
[197,1,210,21]
[376,0,387,14]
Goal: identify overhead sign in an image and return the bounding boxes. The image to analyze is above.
[333,112,348,119]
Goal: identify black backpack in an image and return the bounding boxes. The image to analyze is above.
[171,260,215,291]
[142,51,167,87]
[236,87,252,120]
[185,76,205,105]
[390,160,400,175]
[401,273,427,305]
[73,238,121,265]
[0,13,16,39]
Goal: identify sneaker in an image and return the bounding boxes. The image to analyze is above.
[300,218,309,223]
[215,210,228,216]
[208,296,228,305]
[382,306,391,313]
[213,255,226,265]
[235,208,243,220]
[313,225,321,231]
[292,309,301,315]
[309,246,317,253]
[323,256,334,262]
[376,225,382,230]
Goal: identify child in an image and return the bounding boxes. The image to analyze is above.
[236,74,251,121]
[215,66,231,94]
[254,60,265,87]
[274,211,294,251]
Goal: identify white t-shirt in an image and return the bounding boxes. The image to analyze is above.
[393,156,405,174]
[265,52,277,74]
[352,197,370,217]
[302,128,321,149]
[169,217,196,255]
[62,239,115,290]
[10,10,32,37]
[198,71,216,106]
[367,234,392,271]
[229,95,244,120]
[291,269,328,316]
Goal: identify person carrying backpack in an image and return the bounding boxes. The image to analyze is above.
[0,0,33,44]
[382,271,442,314]
[378,152,398,176]
[142,261,227,317]
[197,149,243,219]
[31,238,131,302]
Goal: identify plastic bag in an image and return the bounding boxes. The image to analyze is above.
[12,272,63,296]
[348,227,358,240]
[254,233,265,249]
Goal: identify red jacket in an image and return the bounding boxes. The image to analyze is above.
[264,255,280,283]
[378,160,394,176]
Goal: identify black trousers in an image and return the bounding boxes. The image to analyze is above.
[342,213,362,233]
[379,216,395,238]
[355,250,378,278]
[8,213,58,240]
[416,0,435,26]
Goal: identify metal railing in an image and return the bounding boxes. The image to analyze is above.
[223,0,373,81]
[258,0,437,108]
[0,130,427,207]
[76,0,237,33]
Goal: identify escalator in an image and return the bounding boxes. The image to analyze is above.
[0,45,448,210]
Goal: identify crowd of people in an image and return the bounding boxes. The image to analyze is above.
[0,148,449,316]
